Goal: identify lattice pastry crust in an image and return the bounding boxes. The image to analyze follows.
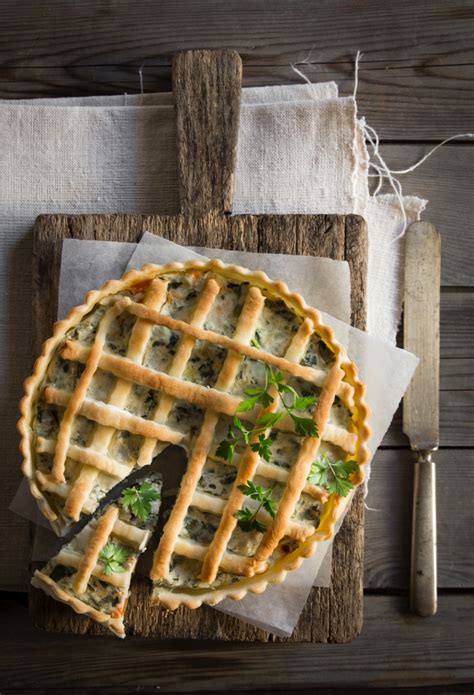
[32,472,162,638]
[20,259,370,609]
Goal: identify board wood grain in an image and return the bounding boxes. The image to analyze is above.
[1,0,472,68]
[28,49,368,643]
[365,449,474,590]
[4,595,474,690]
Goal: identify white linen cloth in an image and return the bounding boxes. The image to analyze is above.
[2,81,424,592]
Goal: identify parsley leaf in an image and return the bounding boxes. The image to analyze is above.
[215,435,236,463]
[234,507,266,533]
[293,395,318,411]
[238,480,264,501]
[250,434,273,462]
[290,413,318,438]
[217,362,320,464]
[308,455,360,497]
[99,542,132,575]
[237,386,274,412]
[232,416,251,442]
[267,368,285,386]
[235,481,277,533]
[255,411,283,430]
[262,496,277,517]
[120,481,160,521]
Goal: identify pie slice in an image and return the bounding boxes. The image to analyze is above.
[31,472,162,638]
[20,259,370,609]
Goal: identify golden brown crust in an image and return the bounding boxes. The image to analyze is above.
[72,505,119,594]
[254,363,344,566]
[119,297,353,401]
[151,284,266,581]
[150,411,218,580]
[31,570,126,638]
[62,279,168,520]
[37,437,131,479]
[52,305,121,483]
[44,385,185,445]
[61,343,243,417]
[199,313,314,584]
[19,257,372,609]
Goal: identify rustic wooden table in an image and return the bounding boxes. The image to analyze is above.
[1,1,473,692]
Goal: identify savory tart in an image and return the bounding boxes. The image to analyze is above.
[20,259,370,610]
[31,472,162,637]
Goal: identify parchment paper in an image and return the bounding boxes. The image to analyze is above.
[11,233,418,636]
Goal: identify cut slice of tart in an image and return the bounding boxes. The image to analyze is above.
[31,472,162,638]
[20,259,370,609]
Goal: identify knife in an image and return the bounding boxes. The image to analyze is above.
[403,221,440,617]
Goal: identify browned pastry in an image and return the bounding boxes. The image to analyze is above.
[20,259,370,610]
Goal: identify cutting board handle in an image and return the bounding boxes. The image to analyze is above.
[172,49,242,217]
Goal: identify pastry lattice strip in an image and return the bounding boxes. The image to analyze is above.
[198,318,325,583]
[150,284,267,580]
[134,276,222,469]
[38,271,354,578]
[149,280,344,582]
[39,275,221,520]
[55,505,147,594]
[42,280,167,519]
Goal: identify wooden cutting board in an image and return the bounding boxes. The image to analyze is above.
[29,49,368,643]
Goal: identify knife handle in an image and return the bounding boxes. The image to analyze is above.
[410,450,437,616]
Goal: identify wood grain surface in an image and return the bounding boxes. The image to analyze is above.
[2,0,473,690]
[1,0,473,141]
[4,594,474,690]
[365,449,474,590]
[1,0,472,67]
[28,49,368,643]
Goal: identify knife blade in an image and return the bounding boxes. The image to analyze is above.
[403,221,440,617]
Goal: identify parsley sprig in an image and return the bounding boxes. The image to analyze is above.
[234,481,277,532]
[216,361,318,464]
[99,543,132,575]
[120,482,160,521]
[308,454,360,497]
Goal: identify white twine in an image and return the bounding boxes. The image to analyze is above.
[138,64,145,105]
[290,50,473,240]
[290,47,322,100]
[354,51,473,240]
[353,50,362,100]
[383,132,474,174]
[365,126,474,240]
[290,62,314,87]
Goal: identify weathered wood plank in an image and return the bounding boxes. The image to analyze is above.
[1,63,473,141]
[0,0,472,67]
[2,688,473,695]
[441,358,474,391]
[379,147,474,287]
[382,390,474,447]
[2,594,473,689]
[365,449,474,589]
[173,50,242,216]
[439,293,474,360]
[3,686,473,695]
